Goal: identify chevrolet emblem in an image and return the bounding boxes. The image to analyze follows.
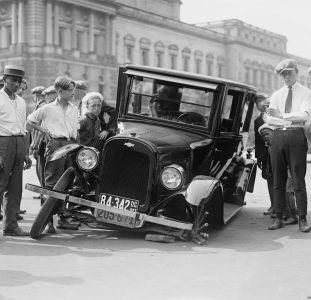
[124,142,135,148]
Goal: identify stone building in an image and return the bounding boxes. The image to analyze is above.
[0,0,310,111]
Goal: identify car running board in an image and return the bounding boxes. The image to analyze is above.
[223,202,243,224]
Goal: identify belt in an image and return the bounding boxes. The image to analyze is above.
[52,137,76,142]
[0,135,24,137]
[274,127,303,131]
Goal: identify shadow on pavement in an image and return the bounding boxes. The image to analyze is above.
[2,207,311,256]
[0,270,83,287]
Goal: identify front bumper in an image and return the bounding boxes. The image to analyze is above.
[25,184,193,231]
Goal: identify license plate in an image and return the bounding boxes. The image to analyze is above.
[99,193,139,212]
[96,210,136,228]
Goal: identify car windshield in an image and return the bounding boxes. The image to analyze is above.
[127,76,216,128]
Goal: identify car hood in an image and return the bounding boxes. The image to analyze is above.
[118,122,212,152]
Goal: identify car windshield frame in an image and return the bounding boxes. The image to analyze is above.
[122,72,221,133]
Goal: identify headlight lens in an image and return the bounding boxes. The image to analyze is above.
[160,164,185,190]
[76,147,99,171]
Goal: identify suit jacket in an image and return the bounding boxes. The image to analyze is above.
[254,114,266,161]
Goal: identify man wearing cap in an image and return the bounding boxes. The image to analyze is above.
[73,80,87,115]
[0,65,32,236]
[42,85,57,104]
[265,58,311,232]
[31,86,46,110]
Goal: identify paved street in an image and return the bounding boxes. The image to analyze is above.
[1,163,311,300]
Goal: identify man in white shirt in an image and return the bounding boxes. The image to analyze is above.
[27,76,79,232]
[265,59,311,232]
[0,65,32,236]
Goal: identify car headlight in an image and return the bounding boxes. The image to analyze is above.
[160,164,185,190]
[76,147,99,171]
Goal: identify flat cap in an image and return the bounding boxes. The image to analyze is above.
[31,86,46,94]
[274,59,298,74]
[4,65,25,77]
[42,85,56,95]
[75,80,87,90]
[258,123,274,135]
[308,66,311,76]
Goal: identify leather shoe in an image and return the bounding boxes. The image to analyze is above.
[0,212,3,221]
[299,219,311,233]
[3,227,30,236]
[19,209,26,214]
[268,218,284,230]
[263,206,273,215]
[16,213,23,221]
[284,216,298,225]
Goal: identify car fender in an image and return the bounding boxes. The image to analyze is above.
[185,175,223,206]
[48,143,83,162]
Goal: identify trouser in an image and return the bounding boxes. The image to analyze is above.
[0,136,25,231]
[36,143,46,187]
[270,128,308,217]
[44,139,73,189]
[267,173,274,208]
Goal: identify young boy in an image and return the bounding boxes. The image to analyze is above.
[79,92,112,150]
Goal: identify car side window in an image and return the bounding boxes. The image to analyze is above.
[220,90,243,133]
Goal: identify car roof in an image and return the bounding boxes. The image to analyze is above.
[125,64,257,93]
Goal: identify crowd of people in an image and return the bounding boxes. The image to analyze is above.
[1,58,311,237]
[0,65,115,236]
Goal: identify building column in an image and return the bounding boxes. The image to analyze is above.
[110,15,116,56]
[46,0,53,44]
[11,1,18,44]
[17,0,25,43]
[54,2,59,46]
[89,11,94,52]
[104,14,110,55]
[1,25,6,48]
[71,7,77,50]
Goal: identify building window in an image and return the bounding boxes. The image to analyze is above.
[141,49,149,65]
[77,31,83,52]
[168,44,179,70]
[126,45,133,63]
[183,57,189,71]
[154,41,165,67]
[155,52,162,67]
[195,59,201,73]
[59,27,65,49]
[139,37,151,66]
[124,34,136,64]
[182,48,191,72]
[194,50,203,74]
[217,55,225,77]
[245,67,250,83]
[170,55,177,69]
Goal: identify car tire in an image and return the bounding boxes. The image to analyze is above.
[30,167,75,239]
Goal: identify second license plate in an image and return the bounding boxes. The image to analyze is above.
[99,193,139,212]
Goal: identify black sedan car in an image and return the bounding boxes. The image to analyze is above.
[26,65,258,244]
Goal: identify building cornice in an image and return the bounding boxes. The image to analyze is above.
[118,5,225,44]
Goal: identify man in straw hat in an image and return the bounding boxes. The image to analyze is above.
[0,65,32,236]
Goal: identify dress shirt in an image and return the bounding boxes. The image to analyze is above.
[0,88,26,136]
[268,82,311,126]
[27,98,79,139]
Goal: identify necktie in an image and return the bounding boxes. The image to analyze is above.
[285,86,292,113]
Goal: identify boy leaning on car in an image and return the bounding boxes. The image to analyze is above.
[27,76,80,231]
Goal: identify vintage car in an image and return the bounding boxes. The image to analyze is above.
[26,65,258,244]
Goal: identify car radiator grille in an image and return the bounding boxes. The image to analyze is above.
[99,147,150,206]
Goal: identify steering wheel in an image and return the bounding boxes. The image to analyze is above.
[176,112,206,126]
